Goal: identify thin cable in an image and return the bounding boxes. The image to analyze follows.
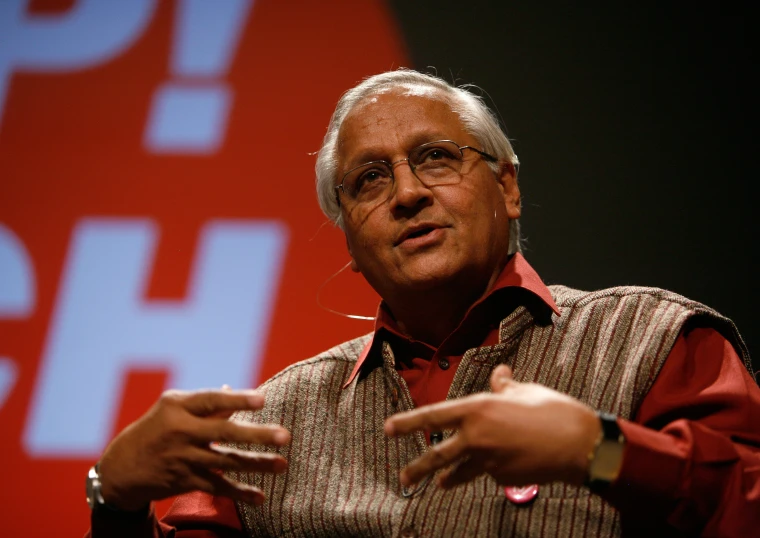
[316,260,376,321]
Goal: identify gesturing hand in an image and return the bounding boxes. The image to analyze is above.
[98,389,290,511]
[384,365,601,490]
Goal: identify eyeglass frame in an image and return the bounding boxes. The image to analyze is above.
[333,139,499,207]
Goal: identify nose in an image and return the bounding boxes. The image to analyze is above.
[389,159,432,211]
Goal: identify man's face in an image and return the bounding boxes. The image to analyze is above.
[336,90,520,303]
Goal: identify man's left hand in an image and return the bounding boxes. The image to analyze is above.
[384,365,601,489]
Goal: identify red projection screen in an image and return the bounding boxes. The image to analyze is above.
[0,0,407,535]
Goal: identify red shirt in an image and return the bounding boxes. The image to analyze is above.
[87,254,760,537]
[344,253,561,413]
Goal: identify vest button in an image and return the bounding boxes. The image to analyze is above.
[438,357,450,370]
[400,527,417,538]
[391,387,399,407]
[430,431,443,445]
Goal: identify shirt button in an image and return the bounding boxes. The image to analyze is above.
[430,431,443,445]
[438,357,450,370]
[400,527,417,538]
[391,387,399,407]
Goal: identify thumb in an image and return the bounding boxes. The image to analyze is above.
[490,364,514,393]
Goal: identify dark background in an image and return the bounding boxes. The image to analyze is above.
[389,2,756,373]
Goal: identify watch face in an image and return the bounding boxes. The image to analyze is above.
[590,439,625,482]
[589,414,625,484]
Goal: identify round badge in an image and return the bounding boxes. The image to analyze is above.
[504,484,539,504]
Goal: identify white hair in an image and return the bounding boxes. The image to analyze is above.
[315,68,522,254]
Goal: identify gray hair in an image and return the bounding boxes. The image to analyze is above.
[315,68,522,254]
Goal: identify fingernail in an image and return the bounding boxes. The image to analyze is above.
[274,429,290,445]
[246,392,264,407]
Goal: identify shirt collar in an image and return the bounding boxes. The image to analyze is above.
[342,252,559,388]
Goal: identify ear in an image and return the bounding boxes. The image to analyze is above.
[496,161,521,220]
[345,236,361,273]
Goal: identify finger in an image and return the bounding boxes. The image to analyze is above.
[179,389,265,417]
[191,417,291,447]
[191,467,267,506]
[490,364,514,393]
[385,399,470,437]
[400,435,467,487]
[438,457,487,489]
[192,444,288,474]
[210,386,238,418]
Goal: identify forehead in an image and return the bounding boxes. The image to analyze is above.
[336,90,470,168]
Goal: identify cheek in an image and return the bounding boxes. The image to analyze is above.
[438,183,489,224]
[346,224,385,264]
[344,200,389,233]
[443,186,507,245]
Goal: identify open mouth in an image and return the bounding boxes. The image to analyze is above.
[406,227,434,239]
[397,225,442,245]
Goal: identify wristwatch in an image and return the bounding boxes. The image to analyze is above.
[585,412,625,491]
[85,463,150,517]
[85,464,106,509]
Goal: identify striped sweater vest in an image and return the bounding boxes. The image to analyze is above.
[229,285,749,537]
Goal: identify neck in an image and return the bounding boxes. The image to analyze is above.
[383,262,507,347]
[386,291,475,347]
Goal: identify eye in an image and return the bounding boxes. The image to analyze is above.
[425,148,454,161]
[359,169,382,183]
[353,166,391,195]
[417,145,459,165]
[357,168,383,187]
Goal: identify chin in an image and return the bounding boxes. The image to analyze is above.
[397,262,462,290]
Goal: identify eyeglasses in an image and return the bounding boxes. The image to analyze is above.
[335,140,497,206]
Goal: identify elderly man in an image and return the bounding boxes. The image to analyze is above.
[86,69,760,537]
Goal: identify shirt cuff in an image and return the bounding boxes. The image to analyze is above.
[90,502,161,538]
[608,419,686,501]
[602,417,741,531]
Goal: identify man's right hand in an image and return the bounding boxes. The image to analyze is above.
[97,389,290,511]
